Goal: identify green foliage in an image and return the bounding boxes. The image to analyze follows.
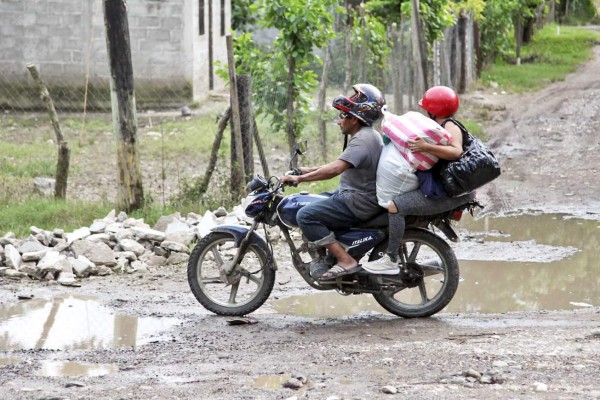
[558,0,599,24]
[479,0,520,63]
[481,24,600,92]
[351,6,393,85]
[232,0,259,31]
[219,0,338,146]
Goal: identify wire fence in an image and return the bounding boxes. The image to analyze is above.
[0,4,478,206]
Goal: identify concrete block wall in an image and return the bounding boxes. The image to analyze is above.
[0,0,230,106]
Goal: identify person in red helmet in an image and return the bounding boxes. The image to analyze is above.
[280,84,385,280]
[362,86,476,275]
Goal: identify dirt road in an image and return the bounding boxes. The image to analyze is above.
[2,37,600,400]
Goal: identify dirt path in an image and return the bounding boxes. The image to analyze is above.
[2,38,600,400]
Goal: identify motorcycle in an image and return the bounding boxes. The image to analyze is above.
[187,142,480,318]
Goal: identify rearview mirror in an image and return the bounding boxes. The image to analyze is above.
[295,141,308,156]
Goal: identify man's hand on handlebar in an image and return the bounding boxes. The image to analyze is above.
[279,168,303,186]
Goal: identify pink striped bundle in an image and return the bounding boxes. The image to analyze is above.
[381,111,453,171]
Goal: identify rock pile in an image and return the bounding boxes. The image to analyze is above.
[0,205,253,285]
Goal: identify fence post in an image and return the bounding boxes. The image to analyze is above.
[226,35,246,199]
[26,64,70,200]
[103,0,144,211]
[237,75,254,182]
[317,44,332,162]
[390,23,402,114]
[411,0,428,95]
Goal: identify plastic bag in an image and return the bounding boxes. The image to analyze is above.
[382,111,453,171]
[376,143,419,207]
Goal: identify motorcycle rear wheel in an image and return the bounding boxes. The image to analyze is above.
[187,232,275,316]
[373,229,459,318]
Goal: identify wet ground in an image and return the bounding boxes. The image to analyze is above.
[2,33,600,400]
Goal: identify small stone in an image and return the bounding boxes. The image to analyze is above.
[282,378,303,389]
[492,360,509,368]
[465,368,481,379]
[533,382,548,392]
[65,381,86,388]
[381,385,398,394]
[479,375,493,384]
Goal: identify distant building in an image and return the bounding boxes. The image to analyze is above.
[0,0,231,110]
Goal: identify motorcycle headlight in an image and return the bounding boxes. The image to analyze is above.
[247,175,268,193]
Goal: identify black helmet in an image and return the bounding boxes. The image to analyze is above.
[332,84,386,127]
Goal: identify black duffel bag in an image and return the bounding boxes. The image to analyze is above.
[439,119,501,197]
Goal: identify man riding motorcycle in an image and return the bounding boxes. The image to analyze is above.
[279,84,385,281]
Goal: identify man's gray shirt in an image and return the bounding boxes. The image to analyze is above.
[338,126,383,220]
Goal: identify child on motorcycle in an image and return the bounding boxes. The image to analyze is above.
[362,86,476,275]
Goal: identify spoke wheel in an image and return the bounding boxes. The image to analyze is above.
[373,229,459,318]
[187,232,275,316]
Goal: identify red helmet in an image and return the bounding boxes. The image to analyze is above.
[418,86,459,118]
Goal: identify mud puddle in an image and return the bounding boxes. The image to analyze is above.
[273,214,597,317]
[0,294,180,351]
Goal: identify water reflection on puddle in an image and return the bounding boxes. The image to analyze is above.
[253,374,291,390]
[273,214,599,317]
[38,360,118,377]
[0,295,179,351]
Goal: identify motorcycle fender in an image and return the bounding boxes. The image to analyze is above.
[210,225,277,270]
[433,221,459,242]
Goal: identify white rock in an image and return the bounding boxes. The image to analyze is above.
[4,244,22,270]
[132,227,166,242]
[197,211,218,238]
[66,227,91,244]
[89,220,107,234]
[533,382,548,392]
[161,240,190,254]
[119,238,146,256]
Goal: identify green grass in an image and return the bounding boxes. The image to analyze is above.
[481,24,600,93]
[0,142,56,177]
[0,198,204,237]
[0,199,114,236]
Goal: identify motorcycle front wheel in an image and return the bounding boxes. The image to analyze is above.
[187,232,275,316]
[373,229,459,318]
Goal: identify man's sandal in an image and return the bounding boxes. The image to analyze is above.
[319,264,362,281]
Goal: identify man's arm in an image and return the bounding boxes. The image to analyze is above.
[281,159,352,185]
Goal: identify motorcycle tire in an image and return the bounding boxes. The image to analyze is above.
[187,232,275,316]
[373,228,459,318]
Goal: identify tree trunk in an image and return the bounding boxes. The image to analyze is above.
[26,64,70,200]
[343,2,353,94]
[411,0,428,96]
[226,35,246,199]
[514,15,523,65]
[390,23,401,114]
[103,0,143,212]
[317,44,332,162]
[198,107,231,195]
[458,11,468,93]
[252,118,270,178]
[286,55,297,162]
[473,21,483,78]
[358,4,367,83]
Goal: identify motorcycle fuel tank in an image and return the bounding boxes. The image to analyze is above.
[277,193,327,228]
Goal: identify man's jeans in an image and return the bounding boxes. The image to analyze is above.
[296,192,357,246]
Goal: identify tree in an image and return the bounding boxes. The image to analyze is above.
[256,0,339,155]
[103,0,144,211]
